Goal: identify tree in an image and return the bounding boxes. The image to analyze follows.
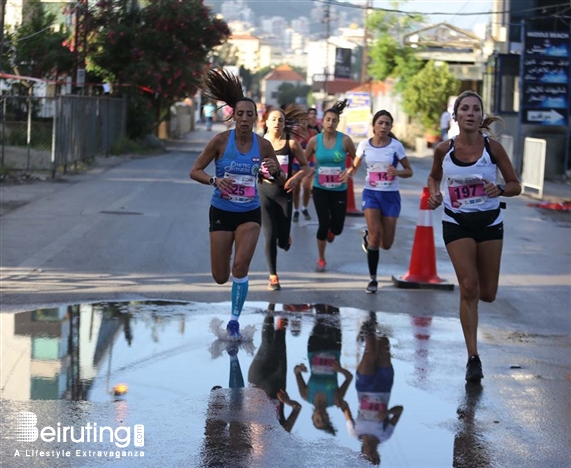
[87,0,230,137]
[248,65,272,101]
[401,60,460,135]
[10,0,74,88]
[366,3,423,93]
[366,2,460,136]
[277,82,311,107]
[211,42,239,68]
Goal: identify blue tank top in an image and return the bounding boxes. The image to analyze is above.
[211,130,262,212]
[313,132,347,192]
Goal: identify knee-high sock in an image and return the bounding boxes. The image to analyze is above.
[229,355,245,389]
[367,247,379,279]
[231,276,249,321]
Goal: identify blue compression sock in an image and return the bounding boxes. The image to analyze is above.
[231,276,249,321]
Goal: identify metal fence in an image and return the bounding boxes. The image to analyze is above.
[0,95,127,175]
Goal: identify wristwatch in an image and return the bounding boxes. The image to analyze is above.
[273,167,282,178]
[209,176,216,186]
[497,184,505,196]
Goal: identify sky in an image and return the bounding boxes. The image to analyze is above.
[352,0,495,32]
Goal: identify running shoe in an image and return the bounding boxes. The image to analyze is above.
[465,355,484,382]
[357,313,377,341]
[361,229,369,253]
[226,319,242,340]
[292,211,300,223]
[366,280,378,294]
[301,209,311,221]
[276,317,288,330]
[316,259,326,272]
[326,231,335,243]
[268,275,281,291]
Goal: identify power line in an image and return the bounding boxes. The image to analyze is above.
[312,0,570,18]
[15,26,54,42]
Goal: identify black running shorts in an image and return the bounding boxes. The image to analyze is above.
[209,206,262,232]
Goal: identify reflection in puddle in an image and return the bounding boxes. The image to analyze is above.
[1,300,483,467]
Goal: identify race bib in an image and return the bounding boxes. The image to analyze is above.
[223,173,256,203]
[260,157,288,180]
[368,162,395,188]
[317,166,342,188]
[357,394,387,421]
[447,174,487,208]
[311,352,336,375]
[277,155,289,178]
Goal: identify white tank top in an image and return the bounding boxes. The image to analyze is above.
[355,137,407,192]
[442,136,503,226]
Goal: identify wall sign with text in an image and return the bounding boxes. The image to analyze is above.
[521,30,570,126]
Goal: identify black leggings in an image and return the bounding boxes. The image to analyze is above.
[248,315,287,399]
[308,304,342,352]
[312,186,347,241]
[259,182,292,275]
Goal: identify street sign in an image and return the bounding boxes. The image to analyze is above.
[526,109,566,125]
[520,30,570,127]
[76,69,85,88]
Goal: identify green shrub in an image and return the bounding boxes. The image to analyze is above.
[5,123,52,150]
[6,128,28,146]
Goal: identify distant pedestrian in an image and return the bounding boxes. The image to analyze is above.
[307,107,322,134]
[427,91,521,382]
[203,101,216,131]
[440,107,452,141]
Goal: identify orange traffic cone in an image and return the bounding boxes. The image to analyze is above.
[412,316,432,381]
[346,154,363,217]
[392,187,454,290]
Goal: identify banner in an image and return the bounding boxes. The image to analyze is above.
[345,92,371,137]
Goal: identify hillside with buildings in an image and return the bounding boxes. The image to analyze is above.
[205,0,316,22]
[204,0,362,35]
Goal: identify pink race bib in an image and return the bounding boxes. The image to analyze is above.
[447,175,487,208]
[317,166,342,188]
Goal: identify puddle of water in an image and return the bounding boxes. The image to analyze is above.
[1,300,481,467]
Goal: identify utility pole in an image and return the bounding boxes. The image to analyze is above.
[1,0,7,167]
[73,0,88,94]
[361,0,371,84]
[0,0,6,75]
[325,1,331,80]
[322,1,331,111]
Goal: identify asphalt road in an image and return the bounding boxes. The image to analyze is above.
[1,126,570,467]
